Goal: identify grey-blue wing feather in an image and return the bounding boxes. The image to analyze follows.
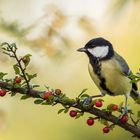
[115,52,131,76]
[114,52,138,91]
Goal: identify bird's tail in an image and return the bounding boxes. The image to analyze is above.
[130,89,140,102]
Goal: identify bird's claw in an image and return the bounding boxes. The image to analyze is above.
[83,96,92,105]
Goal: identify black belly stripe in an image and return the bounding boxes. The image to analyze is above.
[99,77,114,96]
[89,56,114,96]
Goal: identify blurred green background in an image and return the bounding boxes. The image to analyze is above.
[0,0,140,139]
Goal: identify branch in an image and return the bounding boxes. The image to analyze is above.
[1,42,140,138]
[0,81,140,138]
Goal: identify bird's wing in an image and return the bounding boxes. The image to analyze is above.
[114,52,138,91]
[114,52,131,76]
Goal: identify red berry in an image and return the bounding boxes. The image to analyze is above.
[15,77,22,83]
[87,118,94,126]
[55,89,61,95]
[103,127,110,133]
[120,115,128,124]
[112,104,118,111]
[0,90,7,96]
[69,110,77,117]
[44,91,52,100]
[95,100,103,107]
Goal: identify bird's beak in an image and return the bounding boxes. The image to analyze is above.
[77,47,87,52]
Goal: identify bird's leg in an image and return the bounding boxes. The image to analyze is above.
[118,94,129,121]
[124,94,129,115]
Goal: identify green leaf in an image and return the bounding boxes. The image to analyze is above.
[13,64,20,74]
[41,101,50,105]
[137,111,140,118]
[0,72,8,79]
[34,99,44,104]
[107,104,114,111]
[75,113,84,119]
[59,94,66,99]
[102,109,108,112]
[64,108,69,113]
[99,118,108,125]
[26,73,37,81]
[81,94,90,98]
[10,92,16,96]
[48,95,54,100]
[21,95,30,100]
[3,51,10,56]
[110,124,115,130]
[14,84,21,88]
[32,85,40,88]
[22,54,32,67]
[98,99,104,102]
[10,43,17,49]
[58,109,65,114]
[78,88,88,98]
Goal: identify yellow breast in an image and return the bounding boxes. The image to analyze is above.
[88,59,132,96]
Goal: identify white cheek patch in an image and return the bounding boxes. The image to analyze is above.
[88,46,109,58]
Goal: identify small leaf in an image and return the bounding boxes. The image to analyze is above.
[102,109,108,112]
[78,88,88,98]
[21,95,30,100]
[107,104,114,111]
[13,64,20,74]
[22,54,32,67]
[14,84,21,88]
[2,47,7,51]
[137,111,140,118]
[59,94,66,99]
[10,92,16,96]
[110,124,115,130]
[64,108,69,113]
[32,85,40,88]
[0,72,8,79]
[75,113,84,119]
[58,109,65,114]
[34,99,44,104]
[81,94,90,98]
[98,99,104,102]
[41,101,50,105]
[26,73,37,81]
[3,51,10,56]
[99,118,108,125]
[10,43,17,49]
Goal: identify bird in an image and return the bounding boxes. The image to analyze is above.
[77,37,139,114]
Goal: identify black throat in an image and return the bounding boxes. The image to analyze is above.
[87,52,114,96]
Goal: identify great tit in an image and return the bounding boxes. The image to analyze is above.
[77,37,139,113]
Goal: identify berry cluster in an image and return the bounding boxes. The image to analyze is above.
[68,100,128,134]
[43,89,61,100]
[0,76,22,97]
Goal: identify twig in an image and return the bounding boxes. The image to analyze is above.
[0,81,140,138]
[1,43,30,93]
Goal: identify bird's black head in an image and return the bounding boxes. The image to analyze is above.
[77,37,114,60]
